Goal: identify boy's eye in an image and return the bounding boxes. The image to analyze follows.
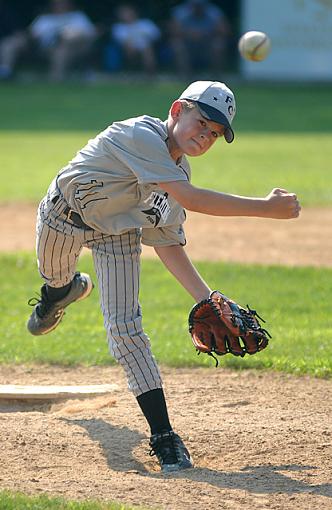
[199,120,221,138]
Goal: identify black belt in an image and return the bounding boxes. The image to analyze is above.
[51,196,92,230]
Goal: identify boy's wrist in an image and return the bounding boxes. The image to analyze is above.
[255,197,270,218]
[242,197,270,218]
[194,289,211,302]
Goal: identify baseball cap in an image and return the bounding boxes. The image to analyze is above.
[179,81,236,143]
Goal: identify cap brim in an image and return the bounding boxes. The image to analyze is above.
[196,101,234,143]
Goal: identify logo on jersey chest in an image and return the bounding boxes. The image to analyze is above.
[142,191,171,227]
[75,179,107,209]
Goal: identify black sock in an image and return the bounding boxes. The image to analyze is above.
[136,388,172,435]
[46,281,72,302]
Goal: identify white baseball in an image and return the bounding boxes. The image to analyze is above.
[238,31,271,62]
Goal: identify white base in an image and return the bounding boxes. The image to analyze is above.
[0,384,118,400]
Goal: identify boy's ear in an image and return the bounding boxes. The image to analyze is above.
[170,100,183,120]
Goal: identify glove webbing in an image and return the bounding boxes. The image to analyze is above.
[240,306,272,340]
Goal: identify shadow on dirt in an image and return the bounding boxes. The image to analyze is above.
[63,417,332,498]
[62,417,148,473]
[180,464,332,498]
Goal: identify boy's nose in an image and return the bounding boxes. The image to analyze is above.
[200,130,211,141]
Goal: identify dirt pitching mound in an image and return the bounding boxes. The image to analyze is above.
[0,365,331,510]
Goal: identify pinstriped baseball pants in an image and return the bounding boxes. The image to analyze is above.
[35,190,162,397]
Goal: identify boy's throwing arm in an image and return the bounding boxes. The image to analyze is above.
[159,181,301,219]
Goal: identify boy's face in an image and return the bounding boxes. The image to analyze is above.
[170,101,226,158]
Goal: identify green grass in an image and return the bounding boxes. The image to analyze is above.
[1,82,332,133]
[2,252,332,377]
[0,491,145,510]
[0,132,87,200]
[191,133,332,204]
[0,82,331,203]
[1,131,331,205]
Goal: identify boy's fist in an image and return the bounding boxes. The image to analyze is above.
[265,188,301,219]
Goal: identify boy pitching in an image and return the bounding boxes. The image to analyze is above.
[27,81,300,472]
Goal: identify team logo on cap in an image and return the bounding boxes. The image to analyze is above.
[225,95,235,117]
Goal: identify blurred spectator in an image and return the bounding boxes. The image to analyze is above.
[105,4,161,74]
[169,0,232,77]
[0,0,25,79]
[0,0,97,81]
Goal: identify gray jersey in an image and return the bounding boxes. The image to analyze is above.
[35,115,192,397]
[55,115,190,246]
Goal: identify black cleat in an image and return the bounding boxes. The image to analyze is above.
[149,431,193,473]
[27,272,93,335]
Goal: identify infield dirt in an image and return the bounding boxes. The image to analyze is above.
[0,204,331,510]
[0,365,331,510]
[1,203,332,266]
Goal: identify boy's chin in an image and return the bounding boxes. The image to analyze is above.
[182,143,206,157]
[185,148,206,157]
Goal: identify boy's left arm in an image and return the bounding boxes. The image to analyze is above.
[155,245,271,360]
[154,244,211,302]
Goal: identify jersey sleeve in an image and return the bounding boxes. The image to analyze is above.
[105,118,190,184]
[141,223,186,247]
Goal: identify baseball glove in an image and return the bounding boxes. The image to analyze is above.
[188,291,271,366]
